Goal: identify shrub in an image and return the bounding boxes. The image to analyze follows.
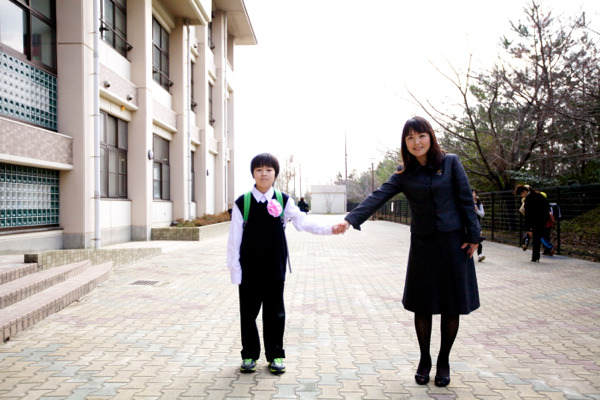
[176,210,231,227]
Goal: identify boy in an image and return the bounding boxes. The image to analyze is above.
[227,153,338,374]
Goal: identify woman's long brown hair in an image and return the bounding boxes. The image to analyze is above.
[397,117,445,174]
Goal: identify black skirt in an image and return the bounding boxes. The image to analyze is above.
[402,228,480,315]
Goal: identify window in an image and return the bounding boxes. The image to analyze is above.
[191,152,195,202]
[152,18,170,90]
[153,135,170,200]
[207,21,215,51]
[100,0,129,57]
[0,0,56,73]
[100,112,127,198]
[0,163,60,229]
[209,83,214,126]
[190,62,197,109]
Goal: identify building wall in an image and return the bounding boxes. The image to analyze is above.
[0,0,254,253]
[311,193,347,214]
[0,118,73,168]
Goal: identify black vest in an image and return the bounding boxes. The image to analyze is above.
[235,192,289,284]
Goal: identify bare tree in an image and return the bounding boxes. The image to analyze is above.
[323,192,335,214]
[407,1,600,190]
[274,154,296,196]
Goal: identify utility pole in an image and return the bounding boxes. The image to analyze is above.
[345,130,348,212]
[299,165,302,197]
[371,159,375,221]
[345,130,348,185]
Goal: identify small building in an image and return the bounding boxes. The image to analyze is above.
[309,185,346,214]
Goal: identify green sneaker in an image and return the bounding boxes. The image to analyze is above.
[269,358,286,374]
[240,359,257,373]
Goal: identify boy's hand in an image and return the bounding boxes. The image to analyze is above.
[332,221,351,235]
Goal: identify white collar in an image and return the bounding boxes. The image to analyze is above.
[252,186,273,203]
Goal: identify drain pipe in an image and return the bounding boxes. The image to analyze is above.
[186,18,193,220]
[93,0,101,249]
[223,12,228,207]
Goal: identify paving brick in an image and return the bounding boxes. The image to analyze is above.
[1,217,600,400]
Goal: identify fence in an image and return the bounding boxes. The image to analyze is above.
[351,184,600,260]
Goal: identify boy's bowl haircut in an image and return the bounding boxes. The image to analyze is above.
[251,153,280,178]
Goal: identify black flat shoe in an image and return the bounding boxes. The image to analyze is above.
[531,259,540,262]
[414,373,430,385]
[434,375,451,387]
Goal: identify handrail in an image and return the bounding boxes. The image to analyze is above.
[152,67,174,89]
[99,20,133,52]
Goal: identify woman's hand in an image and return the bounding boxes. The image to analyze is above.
[333,220,351,235]
[461,242,479,258]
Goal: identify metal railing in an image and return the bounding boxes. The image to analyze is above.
[352,184,600,260]
[100,20,133,55]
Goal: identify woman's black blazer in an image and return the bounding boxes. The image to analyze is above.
[345,153,483,244]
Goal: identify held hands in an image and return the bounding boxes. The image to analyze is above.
[332,220,351,235]
[461,242,479,258]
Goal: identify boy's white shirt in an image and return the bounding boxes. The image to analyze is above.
[226,186,333,284]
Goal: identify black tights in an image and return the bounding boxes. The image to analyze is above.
[414,314,460,378]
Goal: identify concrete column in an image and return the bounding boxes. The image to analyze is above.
[213,11,226,213]
[227,91,235,206]
[57,0,95,249]
[128,0,154,240]
[195,23,209,216]
[169,20,189,221]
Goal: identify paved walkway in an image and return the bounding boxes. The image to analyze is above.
[0,216,599,399]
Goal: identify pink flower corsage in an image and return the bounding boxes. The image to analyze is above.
[267,199,282,217]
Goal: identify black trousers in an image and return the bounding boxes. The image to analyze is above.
[239,281,286,362]
[531,226,543,261]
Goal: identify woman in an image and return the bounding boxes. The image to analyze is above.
[514,185,551,262]
[336,117,482,387]
[297,197,309,213]
[472,189,486,262]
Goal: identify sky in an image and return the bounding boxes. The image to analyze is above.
[232,0,600,198]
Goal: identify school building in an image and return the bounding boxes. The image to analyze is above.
[0,0,256,253]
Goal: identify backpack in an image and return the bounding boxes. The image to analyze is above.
[242,189,284,227]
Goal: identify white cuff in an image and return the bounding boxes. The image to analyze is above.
[230,270,242,284]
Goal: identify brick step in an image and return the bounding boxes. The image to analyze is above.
[0,263,38,285]
[1,261,113,342]
[0,260,90,309]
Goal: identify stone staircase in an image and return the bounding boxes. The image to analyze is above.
[0,259,113,342]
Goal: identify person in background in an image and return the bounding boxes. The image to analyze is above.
[297,197,309,213]
[335,116,483,388]
[472,189,486,262]
[542,206,556,256]
[514,185,551,262]
[518,185,554,255]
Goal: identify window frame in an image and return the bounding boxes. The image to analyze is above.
[207,21,215,51]
[190,61,197,109]
[153,135,170,200]
[0,0,57,75]
[100,0,131,57]
[152,17,172,91]
[208,82,214,126]
[191,151,195,202]
[100,111,128,199]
